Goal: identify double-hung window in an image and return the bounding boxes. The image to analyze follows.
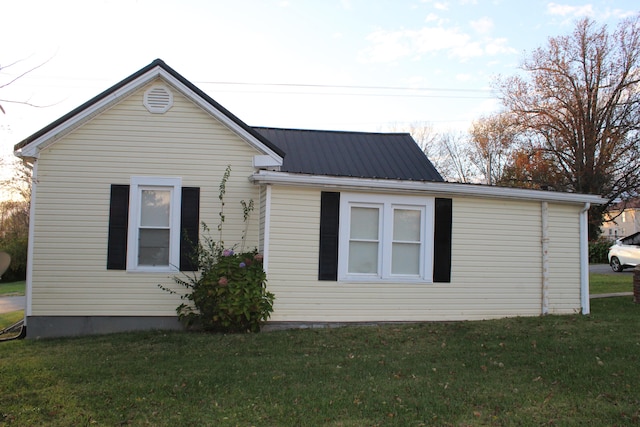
[338,193,434,282]
[127,177,182,272]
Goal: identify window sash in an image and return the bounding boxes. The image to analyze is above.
[339,194,433,282]
[347,205,382,275]
[127,177,182,272]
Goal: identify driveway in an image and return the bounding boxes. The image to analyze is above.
[0,296,25,314]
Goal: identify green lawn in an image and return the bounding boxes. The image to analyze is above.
[0,280,25,296]
[590,272,633,294]
[1,297,639,426]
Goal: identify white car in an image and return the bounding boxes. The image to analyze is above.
[608,232,640,272]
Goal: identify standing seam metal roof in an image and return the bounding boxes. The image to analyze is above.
[253,127,443,182]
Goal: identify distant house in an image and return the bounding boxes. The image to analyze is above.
[601,199,640,240]
[14,59,605,338]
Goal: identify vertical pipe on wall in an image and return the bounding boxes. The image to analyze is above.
[541,201,549,315]
[580,203,591,315]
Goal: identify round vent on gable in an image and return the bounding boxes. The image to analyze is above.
[143,85,173,114]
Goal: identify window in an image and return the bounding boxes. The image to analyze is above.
[127,177,182,271]
[107,180,200,272]
[338,193,434,282]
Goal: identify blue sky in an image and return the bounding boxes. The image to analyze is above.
[1,0,638,160]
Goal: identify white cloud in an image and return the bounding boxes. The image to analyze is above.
[434,2,449,11]
[425,12,439,22]
[546,2,594,17]
[470,17,493,34]
[456,73,473,81]
[359,24,517,63]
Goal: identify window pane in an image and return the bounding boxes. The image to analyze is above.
[348,241,378,274]
[350,207,379,240]
[392,242,420,275]
[393,209,421,242]
[141,189,170,227]
[139,229,170,266]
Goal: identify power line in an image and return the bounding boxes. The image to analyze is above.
[197,81,496,99]
[197,80,493,93]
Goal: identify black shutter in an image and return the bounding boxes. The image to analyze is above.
[433,198,453,283]
[180,187,200,271]
[318,191,340,281]
[107,184,130,270]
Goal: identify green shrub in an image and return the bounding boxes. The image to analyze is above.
[0,235,28,282]
[589,238,611,264]
[173,237,274,333]
[161,165,274,333]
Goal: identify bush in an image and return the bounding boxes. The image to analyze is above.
[174,241,274,333]
[161,166,274,333]
[589,238,611,264]
[0,235,28,282]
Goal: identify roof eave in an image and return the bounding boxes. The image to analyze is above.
[250,170,607,205]
[14,59,285,162]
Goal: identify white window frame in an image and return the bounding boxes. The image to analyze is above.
[127,176,182,272]
[338,193,434,282]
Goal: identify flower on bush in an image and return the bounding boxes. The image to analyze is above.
[169,232,275,333]
[161,166,274,334]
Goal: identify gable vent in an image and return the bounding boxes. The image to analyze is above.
[143,85,173,114]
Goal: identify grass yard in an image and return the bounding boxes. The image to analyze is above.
[1,297,639,426]
[0,281,25,297]
[590,273,633,294]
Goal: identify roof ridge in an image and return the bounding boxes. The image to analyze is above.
[251,126,411,137]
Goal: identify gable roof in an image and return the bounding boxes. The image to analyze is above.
[253,127,443,182]
[14,59,285,159]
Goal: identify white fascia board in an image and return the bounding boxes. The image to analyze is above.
[250,170,607,205]
[17,66,283,167]
[159,69,284,164]
[18,68,166,158]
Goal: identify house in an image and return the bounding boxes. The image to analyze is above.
[600,199,640,240]
[14,59,606,338]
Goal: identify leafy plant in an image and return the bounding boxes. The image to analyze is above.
[161,166,274,333]
[589,238,611,264]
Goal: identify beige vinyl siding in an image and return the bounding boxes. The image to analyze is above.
[30,79,261,316]
[266,187,583,322]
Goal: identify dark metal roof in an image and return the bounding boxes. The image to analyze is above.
[253,127,443,182]
[14,59,285,158]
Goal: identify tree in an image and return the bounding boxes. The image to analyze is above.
[468,113,518,185]
[0,158,31,281]
[494,15,640,238]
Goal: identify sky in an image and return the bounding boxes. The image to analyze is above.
[1,0,638,172]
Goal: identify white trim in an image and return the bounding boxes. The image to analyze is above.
[250,171,607,205]
[338,192,434,282]
[24,160,38,319]
[253,155,283,169]
[580,203,591,314]
[17,69,164,158]
[16,65,284,167]
[262,185,273,273]
[126,176,182,272]
[154,69,283,163]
